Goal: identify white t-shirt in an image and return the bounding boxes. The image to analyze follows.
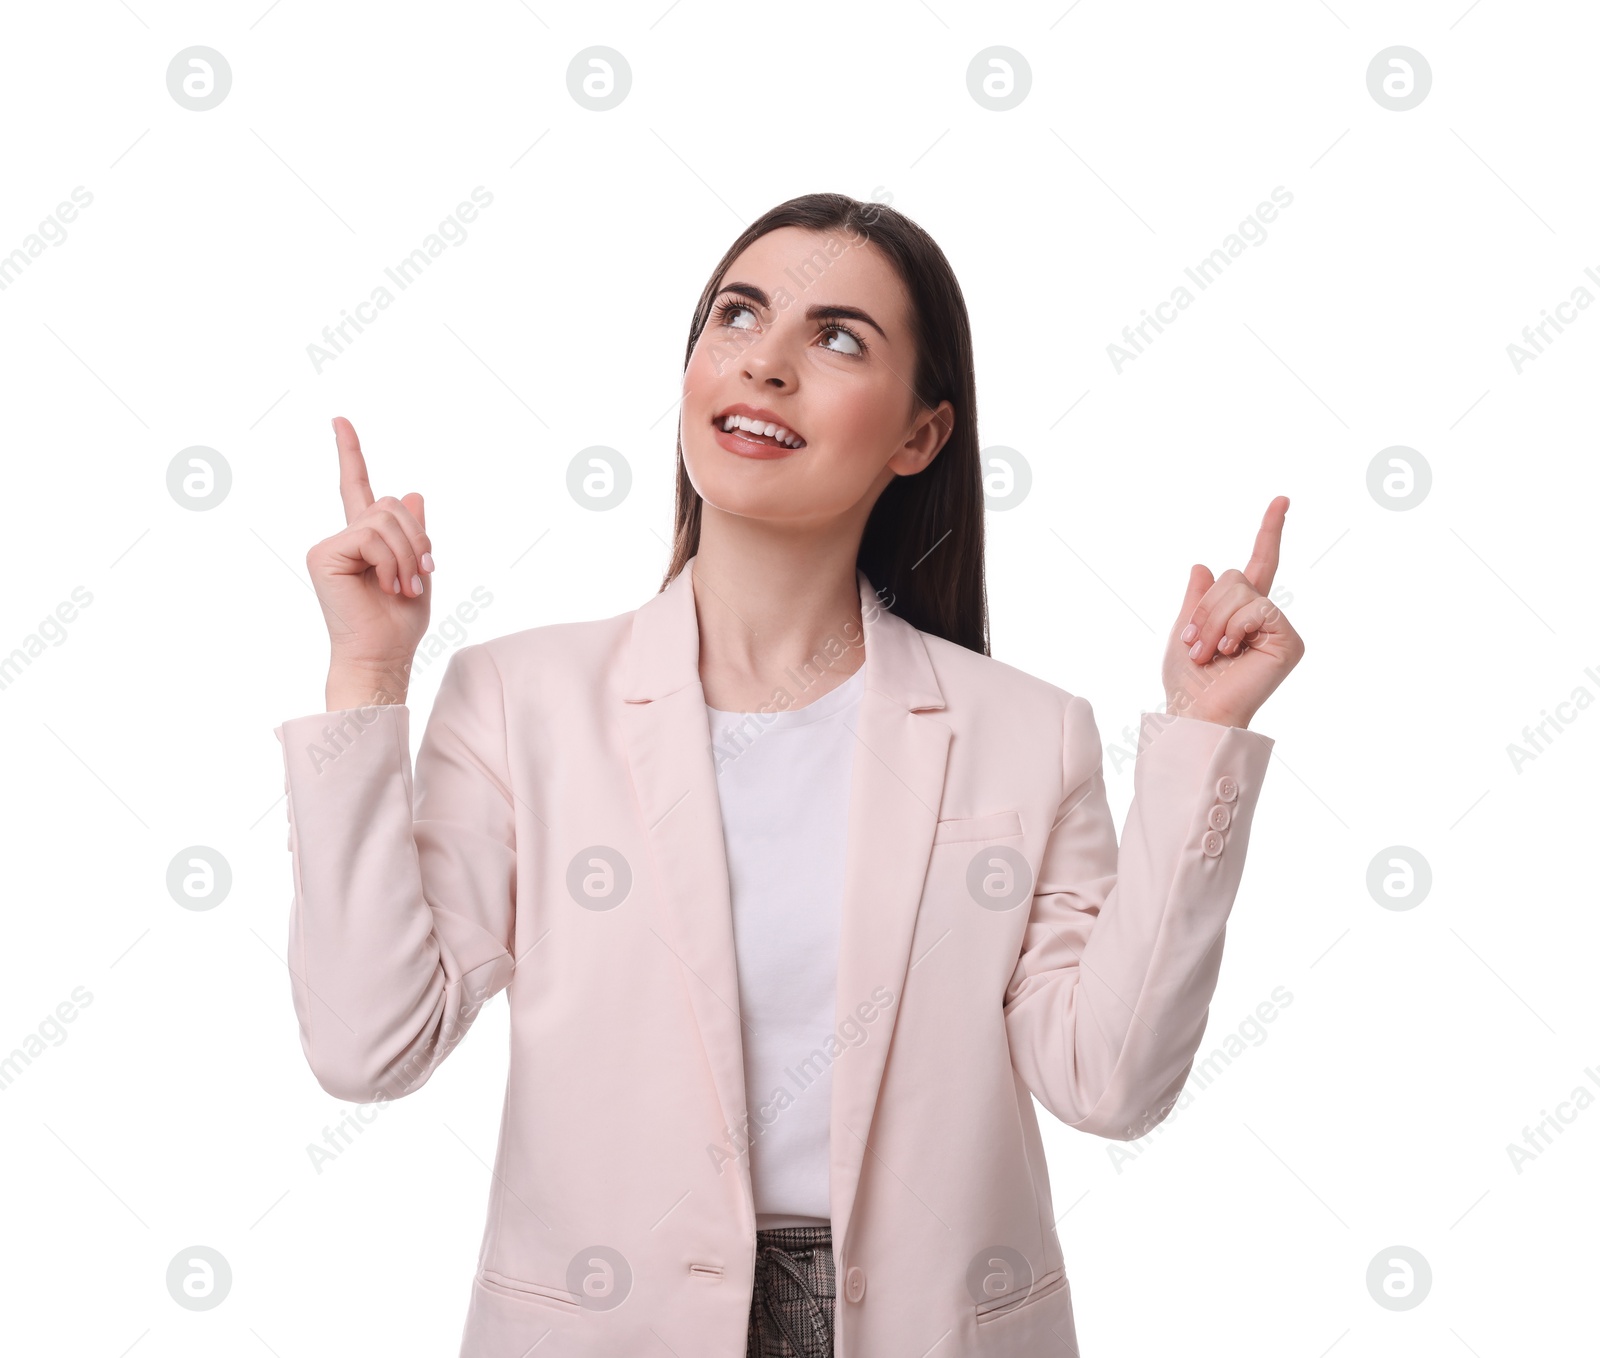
[706,664,865,1231]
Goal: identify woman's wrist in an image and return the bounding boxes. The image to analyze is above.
[326,661,410,711]
[1167,697,1252,729]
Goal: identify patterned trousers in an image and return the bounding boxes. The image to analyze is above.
[746,1225,837,1357]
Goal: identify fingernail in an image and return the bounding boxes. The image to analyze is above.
[420,552,435,573]
[1181,623,1197,644]
[411,574,423,595]
[1189,639,1205,659]
[391,577,401,594]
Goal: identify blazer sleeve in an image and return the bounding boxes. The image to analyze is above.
[272,643,517,1104]
[1003,694,1275,1140]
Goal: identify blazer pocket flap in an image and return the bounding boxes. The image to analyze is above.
[933,809,1024,844]
[974,1265,1067,1322]
[478,1268,581,1310]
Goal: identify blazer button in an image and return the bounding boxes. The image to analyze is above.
[1215,776,1238,803]
[1202,830,1225,857]
[1207,804,1232,831]
[844,1265,866,1303]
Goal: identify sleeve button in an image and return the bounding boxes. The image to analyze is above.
[1207,804,1232,831]
[1202,830,1225,857]
[1215,776,1238,803]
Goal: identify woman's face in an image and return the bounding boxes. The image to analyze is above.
[680,225,953,530]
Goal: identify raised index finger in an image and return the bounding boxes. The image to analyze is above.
[332,416,375,525]
[1242,495,1288,595]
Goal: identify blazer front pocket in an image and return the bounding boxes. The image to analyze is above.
[476,1268,583,1314]
[973,1264,1067,1325]
[933,809,1024,845]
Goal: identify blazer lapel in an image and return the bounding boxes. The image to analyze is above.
[618,553,951,1252]
[618,558,755,1227]
[827,571,950,1255]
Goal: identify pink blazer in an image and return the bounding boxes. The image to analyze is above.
[274,553,1275,1357]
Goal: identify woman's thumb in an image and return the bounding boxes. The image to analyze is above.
[1176,563,1213,629]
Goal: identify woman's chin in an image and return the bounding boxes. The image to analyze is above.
[697,485,803,521]
[686,452,798,502]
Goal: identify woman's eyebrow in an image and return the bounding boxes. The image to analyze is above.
[717,281,888,340]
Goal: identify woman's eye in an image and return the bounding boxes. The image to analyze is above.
[714,300,864,356]
[821,325,863,356]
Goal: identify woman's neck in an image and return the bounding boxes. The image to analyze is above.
[690,513,866,713]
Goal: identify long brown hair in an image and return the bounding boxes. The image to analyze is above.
[660,192,989,656]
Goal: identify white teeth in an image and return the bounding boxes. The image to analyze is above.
[719,413,804,447]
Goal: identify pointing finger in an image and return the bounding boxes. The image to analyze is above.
[333,416,375,525]
[1242,495,1288,596]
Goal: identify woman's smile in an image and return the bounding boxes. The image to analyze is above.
[711,401,808,459]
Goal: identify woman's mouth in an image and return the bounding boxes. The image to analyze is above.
[711,409,807,458]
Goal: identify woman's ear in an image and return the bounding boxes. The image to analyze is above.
[888,399,955,477]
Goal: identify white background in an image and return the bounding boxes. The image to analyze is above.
[1,1,1595,1353]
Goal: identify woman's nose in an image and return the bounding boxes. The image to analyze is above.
[739,337,795,388]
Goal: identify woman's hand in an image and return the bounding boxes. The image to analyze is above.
[306,416,434,707]
[1161,495,1304,729]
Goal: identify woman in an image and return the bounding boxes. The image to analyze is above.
[276,192,1302,1358]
